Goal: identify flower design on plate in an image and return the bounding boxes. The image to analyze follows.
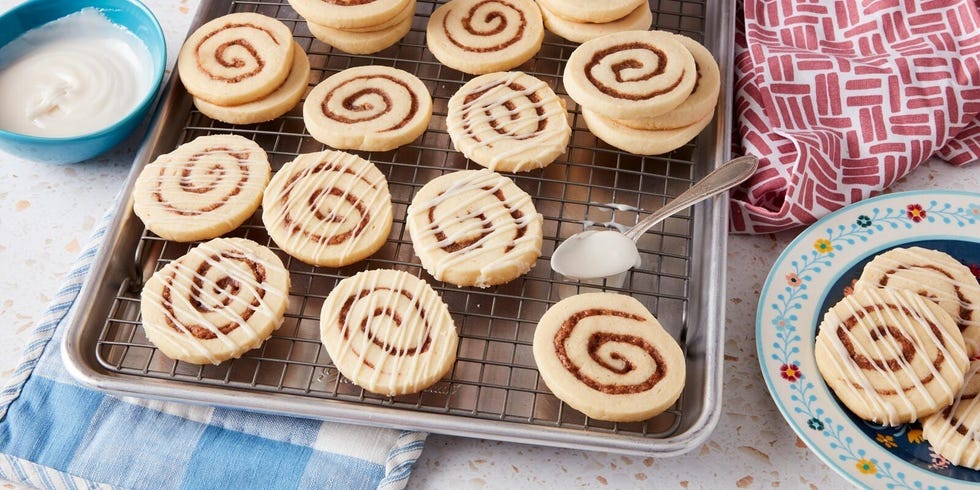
[906,203,927,222]
[907,429,924,444]
[814,238,833,254]
[785,272,802,287]
[807,417,824,431]
[779,363,801,382]
[856,215,872,227]
[876,434,898,449]
[856,458,877,475]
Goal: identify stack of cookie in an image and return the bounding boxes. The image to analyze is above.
[177,13,310,126]
[815,246,980,469]
[536,0,653,43]
[289,0,416,54]
[563,30,721,155]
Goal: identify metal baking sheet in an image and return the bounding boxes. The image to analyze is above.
[62,0,734,456]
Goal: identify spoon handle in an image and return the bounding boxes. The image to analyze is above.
[623,155,759,242]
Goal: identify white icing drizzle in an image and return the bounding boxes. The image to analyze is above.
[142,239,288,364]
[927,361,980,466]
[265,151,389,264]
[456,72,568,170]
[819,288,967,425]
[407,169,539,287]
[328,269,456,394]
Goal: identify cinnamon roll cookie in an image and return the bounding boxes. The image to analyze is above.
[288,0,412,30]
[406,169,543,288]
[262,150,393,267]
[305,0,416,54]
[853,246,980,358]
[536,0,647,24]
[446,71,571,172]
[563,30,697,121]
[320,269,459,396]
[814,288,969,425]
[538,1,652,44]
[133,134,271,242]
[303,65,433,151]
[426,0,545,75]
[582,108,713,156]
[192,43,311,125]
[532,292,686,422]
[141,237,290,365]
[922,360,980,470]
[177,13,296,106]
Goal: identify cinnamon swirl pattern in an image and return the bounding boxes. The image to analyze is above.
[446,71,571,173]
[319,269,459,396]
[922,360,980,469]
[193,42,311,125]
[539,1,652,43]
[177,13,295,106]
[303,66,433,151]
[288,0,412,29]
[132,134,271,242]
[532,293,686,422]
[853,246,980,358]
[814,288,969,425]
[536,0,647,24]
[406,169,543,288]
[425,0,545,75]
[563,30,697,121]
[140,237,290,365]
[262,150,393,267]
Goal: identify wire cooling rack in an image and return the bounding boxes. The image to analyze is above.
[79,0,731,454]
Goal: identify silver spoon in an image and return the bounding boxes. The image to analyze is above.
[550,155,759,280]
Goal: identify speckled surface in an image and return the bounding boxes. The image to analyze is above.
[1,0,979,488]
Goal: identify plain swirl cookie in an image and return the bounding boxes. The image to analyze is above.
[426,0,544,75]
[447,71,571,172]
[320,268,459,396]
[563,29,697,120]
[406,169,543,288]
[814,287,969,425]
[289,0,412,29]
[177,12,295,106]
[536,0,647,24]
[539,2,652,43]
[303,65,433,151]
[192,42,311,125]
[140,237,290,365]
[854,246,980,358]
[133,134,271,242]
[532,292,686,422]
[262,150,393,267]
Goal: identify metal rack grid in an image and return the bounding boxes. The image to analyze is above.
[91,0,717,443]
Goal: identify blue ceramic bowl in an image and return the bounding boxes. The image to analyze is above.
[0,0,166,163]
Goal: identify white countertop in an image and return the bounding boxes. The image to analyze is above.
[2,1,978,488]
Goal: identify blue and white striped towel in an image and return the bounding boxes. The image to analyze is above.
[0,217,427,489]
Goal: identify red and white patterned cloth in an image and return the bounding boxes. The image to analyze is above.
[730,0,980,233]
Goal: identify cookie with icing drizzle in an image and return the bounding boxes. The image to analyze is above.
[319,268,459,396]
[193,42,311,125]
[538,1,652,44]
[563,29,697,120]
[141,237,290,365]
[854,246,980,358]
[536,0,647,24]
[532,292,686,422]
[425,0,544,75]
[303,65,433,151]
[177,12,295,106]
[814,287,969,426]
[446,71,571,172]
[133,134,271,242]
[262,150,393,267]
[922,360,980,469]
[288,0,412,30]
[306,0,415,54]
[406,169,543,288]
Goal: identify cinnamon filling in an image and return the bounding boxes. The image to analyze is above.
[153,146,251,216]
[321,74,419,131]
[195,23,281,82]
[584,42,684,100]
[337,287,433,368]
[443,0,527,53]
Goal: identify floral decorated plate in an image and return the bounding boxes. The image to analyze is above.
[757,190,980,489]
